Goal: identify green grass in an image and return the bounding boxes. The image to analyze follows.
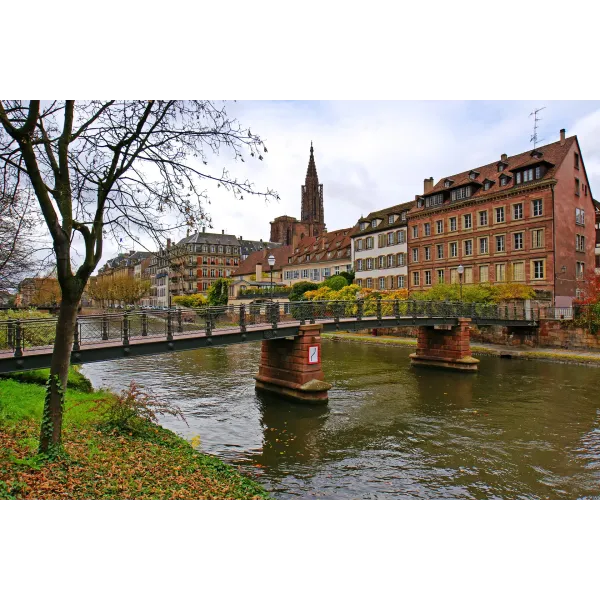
[0,366,93,392]
[0,375,269,500]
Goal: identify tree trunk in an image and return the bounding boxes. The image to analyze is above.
[38,297,79,455]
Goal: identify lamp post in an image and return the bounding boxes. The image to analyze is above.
[267,254,275,301]
[457,264,464,302]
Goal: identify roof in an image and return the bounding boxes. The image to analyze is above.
[287,228,353,266]
[239,239,281,256]
[412,136,577,214]
[233,244,295,276]
[350,200,415,236]
[176,231,240,246]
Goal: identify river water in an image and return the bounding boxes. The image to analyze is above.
[81,340,600,499]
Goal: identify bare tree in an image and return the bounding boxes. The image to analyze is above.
[0,189,39,295]
[0,100,278,455]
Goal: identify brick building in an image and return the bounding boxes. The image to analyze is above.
[351,201,414,290]
[407,130,596,305]
[282,228,353,286]
[595,199,600,274]
[270,143,326,245]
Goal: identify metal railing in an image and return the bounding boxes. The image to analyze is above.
[0,300,540,358]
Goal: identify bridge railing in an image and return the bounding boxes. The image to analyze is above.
[0,300,540,358]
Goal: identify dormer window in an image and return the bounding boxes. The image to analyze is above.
[388,215,395,224]
[359,222,366,231]
[469,171,479,180]
[499,175,509,186]
[530,150,543,159]
[483,180,493,191]
[444,179,452,188]
[371,219,377,228]
[401,211,407,220]
[498,163,506,172]
[425,193,444,208]
[450,186,471,201]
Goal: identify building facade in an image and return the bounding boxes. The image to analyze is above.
[351,202,413,290]
[407,130,596,305]
[282,228,353,286]
[270,143,326,245]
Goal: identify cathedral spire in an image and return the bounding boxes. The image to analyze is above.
[301,142,325,232]
[306,141,318,180]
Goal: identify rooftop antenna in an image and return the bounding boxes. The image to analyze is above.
[529,107,546,149]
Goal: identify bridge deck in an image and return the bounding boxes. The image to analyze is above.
[0,301,539,373]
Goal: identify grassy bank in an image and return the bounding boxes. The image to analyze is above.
[323,332,600,366]
[0,372,268,500]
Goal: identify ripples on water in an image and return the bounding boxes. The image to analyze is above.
[82,340,600,499]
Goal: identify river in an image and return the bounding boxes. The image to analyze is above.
[81,339,600,499]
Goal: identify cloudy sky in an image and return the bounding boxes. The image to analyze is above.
[96,100,600,269]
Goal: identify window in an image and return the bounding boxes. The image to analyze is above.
[366,237,374,249]
[360,222,366,231]
[535,166,542,179]
[424,223,431,236]
[575,153,580,169]
[575,178,580,196]
[413,272,420,286]
[218,245,223,253]
[576,207,585,225]
[496,235,505,252]
[322,268,331,278]
[532,199,543,217]
[479,265,489,283]
[437,269,444,283]
[397,275,406,288]
[532,229,544,249]
[512,262,525,282]
[516,168,536,183]
[444,180,451,188]
[484,181,492,191]
[412,248,419,263]
[378,234,386,248]
[450,268,458,284]
[495,207,505,223]
[378,277,386,290]
[469,171,478,180]
[412,225,419,239]
[371,219,377,228]
[426,194,444,208]
[479,237,488,254]
[378,256,385,269]
[210,245,215,253]
[366,258,374,270]
[464,240,473,256]
[495,264,506,282]
[424,271,432,286]
[423,246,431,261]
[500,175,508,186]
[334,266,340,275]
[498,163,505,172]
[388,215,395,224]
[463,214,472,229]
[513,203,523,220]
[576,234,585,252]
[301,269,309,279]
[387,232,395,245]
[449,217,457,232]
[366,278,373,288]
[513,232,523,251]
[532,260,545,280]
[357,239,364,251]
[436,244,444,259]
[387,254,395,268]
[396,230,406,244]
[479,211,488,226]
[577,262,585,279]
[397,253,406,266]
[464,266,473,284]
[451,186,471,201]
[450,242,458,258]
[357,259,363,271]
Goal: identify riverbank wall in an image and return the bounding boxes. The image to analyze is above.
[369,320,600,352]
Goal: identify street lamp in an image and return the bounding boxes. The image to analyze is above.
[267,254,276,300]
[457,264,464,302]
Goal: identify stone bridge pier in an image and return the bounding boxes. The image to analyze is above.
[410,318,479,372]
[255,323,332,404]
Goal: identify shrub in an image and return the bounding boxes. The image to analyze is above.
[410,283,535,303]
[289,281,318,301]
[239,286,289,297]
[94,381,187,435]
[339,271,355,285]
[206,278,231,306]
[319,275,348,291]
[172,294,207,308]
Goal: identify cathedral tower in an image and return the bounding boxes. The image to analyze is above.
[301,142,325,235]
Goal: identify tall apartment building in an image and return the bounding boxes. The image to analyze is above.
[407,130,596,305]
[595,199,600,275]
[351,202,413,290]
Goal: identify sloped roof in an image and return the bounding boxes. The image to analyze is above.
[287,227,353,266]
[233,244,295,276]
[239,239,281,256]
[350,200,415,236]
[412,136,577,214]
[176,231,240,246]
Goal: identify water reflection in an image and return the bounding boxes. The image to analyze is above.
[82,340,600,499]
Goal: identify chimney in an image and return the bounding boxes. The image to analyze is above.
[424,177,434,194]
[166,238,171,249]
[202,226,205,233]
[560,128,566,145]
[222,229,224,235]
[255,262,262,281]
[186,228,190,237]
[501,153,507,162]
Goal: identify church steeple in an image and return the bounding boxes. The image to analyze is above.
[301,142,325,234]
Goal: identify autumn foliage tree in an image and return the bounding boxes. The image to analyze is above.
[87,276,150,307]
[0,100,278,456]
